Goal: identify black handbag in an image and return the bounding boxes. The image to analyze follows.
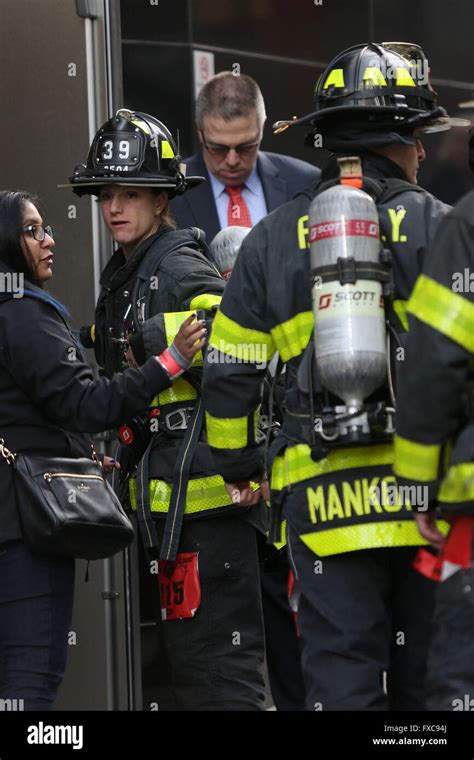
[0,438,134,560]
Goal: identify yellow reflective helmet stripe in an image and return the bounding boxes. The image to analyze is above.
[408,275,474,352]
[271,443,394,491]
[131,118,151,134]
[300,519,450,556]
[161,139,175,158]
[438,463,474,504]
[396,68,416,86]
[206,409,259,449]
[392,300,408,331]
[362,67,387,86]
[163,311,203,366]
[271,311,313,362]
[323,68,345,89]
[393,434,441,482]
[189,293,222,312]
[209,309,275,361]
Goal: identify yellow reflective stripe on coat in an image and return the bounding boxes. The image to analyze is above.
[393,434,441,482]
[270,311,313,362]
[300,519,450,557]
[392,300,408,331]
[438,463,474,504]
[273,520,287,550]
[209,309,275,362]
[189,293,222,312]
[271,443,394,491]
[155,378,197,407]
[206,408,260,449]
[408,275,474,352]
[163,311,203,366]
[129,474,233,513]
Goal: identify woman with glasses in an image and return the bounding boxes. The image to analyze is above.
[0,189,206,710]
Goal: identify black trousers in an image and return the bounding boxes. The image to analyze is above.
[260,545,306,710]
[140,515,266,711]
[426,558,474,711]
[288,529,435,711]
[0,542,75,711]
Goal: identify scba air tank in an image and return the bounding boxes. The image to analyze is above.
[309,183,387,411]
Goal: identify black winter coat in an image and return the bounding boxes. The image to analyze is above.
[94,226,224,377]
[0,269,172,546]
[91,224,266,530]
[395,190,474,513]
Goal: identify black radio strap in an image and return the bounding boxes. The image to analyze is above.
[159,375,204,562]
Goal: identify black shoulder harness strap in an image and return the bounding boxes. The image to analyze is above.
[131,230,213,329]
[130,239,179,329]
[131,235,209,562]
[375,177,425,203]
[135,373,203,562]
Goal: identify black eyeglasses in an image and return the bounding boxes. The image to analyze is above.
[21,224,53,242]
[201,132,260,158]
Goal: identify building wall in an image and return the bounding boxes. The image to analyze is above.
[121,0,474,204]
[0,0,98,324]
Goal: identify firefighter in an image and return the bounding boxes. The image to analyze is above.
[202,42,469,710]
[68,109,267,710]
[210,226,307,710]
[394,129,474,711]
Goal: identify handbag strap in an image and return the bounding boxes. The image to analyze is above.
[0,436,98,466]
[89,442,101,464]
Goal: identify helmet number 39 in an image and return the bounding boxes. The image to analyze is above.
[94,134,139,168]
[101,139,130,161]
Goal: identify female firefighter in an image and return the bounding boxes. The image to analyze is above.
[68,109,268,710]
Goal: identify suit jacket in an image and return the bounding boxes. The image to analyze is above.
[170,150,320,242]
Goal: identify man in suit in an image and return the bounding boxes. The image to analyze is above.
[172,71,319,711]
[171,71,319,242]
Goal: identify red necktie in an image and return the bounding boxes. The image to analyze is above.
[225,185,252,227]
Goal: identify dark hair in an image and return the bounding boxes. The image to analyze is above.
[0,190,42,284]
[195,72,266,131]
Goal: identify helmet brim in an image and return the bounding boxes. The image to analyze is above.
[58,174,205,197]
[274,106,471,134]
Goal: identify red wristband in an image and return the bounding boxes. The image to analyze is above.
[157,348,183,378]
